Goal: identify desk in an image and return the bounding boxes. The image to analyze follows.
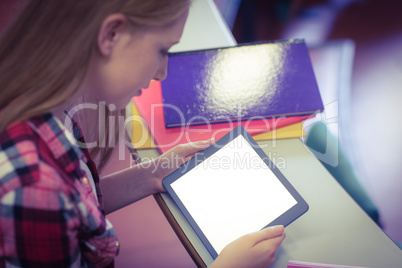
[105,0,402,267]
[135,139,402,268]
[106,138,402,268]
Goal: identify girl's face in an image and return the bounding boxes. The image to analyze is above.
[84,9,189,109]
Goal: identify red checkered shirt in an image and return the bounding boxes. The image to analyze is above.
[0,113,119,267]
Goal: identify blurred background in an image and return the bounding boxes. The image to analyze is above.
[214,0,402,246]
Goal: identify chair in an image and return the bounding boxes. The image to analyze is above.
[305,121,381,225]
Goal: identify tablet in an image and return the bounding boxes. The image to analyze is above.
[163,126,309,259]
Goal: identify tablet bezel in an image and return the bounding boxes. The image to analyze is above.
[162,126,309,259]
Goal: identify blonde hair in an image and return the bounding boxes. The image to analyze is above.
[0,0,190,171]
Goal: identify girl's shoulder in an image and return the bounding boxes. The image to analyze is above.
[0,116,84,197]
[0,120,44,195]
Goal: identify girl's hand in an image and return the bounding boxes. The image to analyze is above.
[150,139,215,192]
[210,226,286,268]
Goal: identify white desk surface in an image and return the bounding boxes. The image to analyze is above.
[105,0,402,267]
[258,139,402,268]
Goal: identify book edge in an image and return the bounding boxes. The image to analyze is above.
[165,112,318,128]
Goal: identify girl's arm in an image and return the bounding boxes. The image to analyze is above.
[100,139,213,214]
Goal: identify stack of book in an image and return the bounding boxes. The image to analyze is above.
[131,39,323,153]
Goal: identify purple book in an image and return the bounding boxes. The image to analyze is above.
[161,40,323,128]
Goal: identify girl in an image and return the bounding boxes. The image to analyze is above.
[0,0,285,267]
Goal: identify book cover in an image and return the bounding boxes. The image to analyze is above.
[132,81,311,153]
[162,39,323,128]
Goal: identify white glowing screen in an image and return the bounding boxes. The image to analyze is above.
[171,135,297,254]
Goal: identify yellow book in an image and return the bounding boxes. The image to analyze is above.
[131,102,305,149]
[130,101,156,149]
[253,122,305,140]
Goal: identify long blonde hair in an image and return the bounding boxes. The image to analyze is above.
[0,0,190,171]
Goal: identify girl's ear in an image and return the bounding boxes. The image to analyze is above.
[97,14,127,56]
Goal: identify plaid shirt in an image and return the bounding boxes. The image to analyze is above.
[0,113,119,267]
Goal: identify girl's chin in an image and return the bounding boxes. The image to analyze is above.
[111,98,133,110]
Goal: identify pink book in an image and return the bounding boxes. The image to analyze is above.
[288,260,370,268]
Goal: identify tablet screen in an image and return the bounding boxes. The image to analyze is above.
[170,135,298,255]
